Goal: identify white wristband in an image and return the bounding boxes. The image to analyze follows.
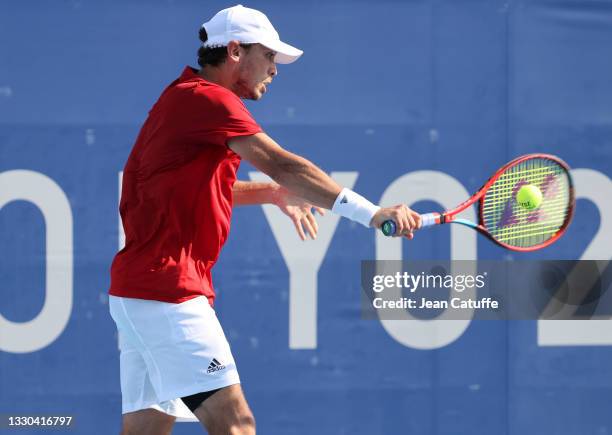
[331,188,380,228]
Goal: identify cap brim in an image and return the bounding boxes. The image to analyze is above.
[260,39,303,64]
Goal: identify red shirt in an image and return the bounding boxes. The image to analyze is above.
[109,67,262,304]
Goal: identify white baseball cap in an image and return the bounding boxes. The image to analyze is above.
[201,4,303,64]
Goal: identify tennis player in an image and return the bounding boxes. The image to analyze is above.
[108,5,421,435]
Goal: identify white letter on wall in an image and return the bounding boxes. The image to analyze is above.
[376,170,477,350]
[538,169,612,346]
[0,170,73,353]
[249,171,358,349]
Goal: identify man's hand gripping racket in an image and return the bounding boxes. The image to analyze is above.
[371,205,422,239]
[379,154,575,251]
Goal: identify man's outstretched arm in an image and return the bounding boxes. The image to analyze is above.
[228,132,421,237]
[230,134,341,208]
[232,180,280,206]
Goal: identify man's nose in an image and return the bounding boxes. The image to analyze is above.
[270,63,278,77]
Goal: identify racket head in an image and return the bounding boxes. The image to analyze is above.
[478,154,574,251]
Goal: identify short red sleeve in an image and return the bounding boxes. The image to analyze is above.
[191,83,263,146]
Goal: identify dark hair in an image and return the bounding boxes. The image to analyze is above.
[197,27,253,67]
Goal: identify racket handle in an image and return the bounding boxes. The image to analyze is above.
[381,213,439,236]
[381,220,396,236]
[420,212,438,228]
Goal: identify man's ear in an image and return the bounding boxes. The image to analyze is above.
[227,40,242,62]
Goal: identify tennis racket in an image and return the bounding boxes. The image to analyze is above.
[381,154,575,251]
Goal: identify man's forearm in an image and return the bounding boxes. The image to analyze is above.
[228,133,342,210]
[232,180,281,206]
[269,153,340,209]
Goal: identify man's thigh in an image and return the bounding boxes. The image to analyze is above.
[122,408,176,435]
[192,384,255,433]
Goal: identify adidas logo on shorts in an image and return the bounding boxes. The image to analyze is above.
[207,358,226,374]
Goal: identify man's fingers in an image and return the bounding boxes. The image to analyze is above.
[305,211,319,236]
[414,213,423,229]
[395,214,410,237]
[302,215,317,240]
[407,215,417,232]
[292,218,306,241]
[313,207,326,216]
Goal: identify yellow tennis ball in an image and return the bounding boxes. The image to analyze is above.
[516,184,543,210]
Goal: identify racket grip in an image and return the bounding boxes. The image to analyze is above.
[381,213,439,236]
[381,220,396,236]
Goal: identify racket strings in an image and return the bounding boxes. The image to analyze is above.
[481,157,571,248]
[481,168,558,202]
[482,198,569,218]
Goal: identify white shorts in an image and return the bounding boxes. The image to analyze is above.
[109,295,240,420]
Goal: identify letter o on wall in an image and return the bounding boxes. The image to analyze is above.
[376,170,477,350]
[0,170,73,353]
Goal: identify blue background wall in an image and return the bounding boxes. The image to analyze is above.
[1,0,611,433]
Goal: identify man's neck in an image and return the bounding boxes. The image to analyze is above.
[198,66,233,91]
